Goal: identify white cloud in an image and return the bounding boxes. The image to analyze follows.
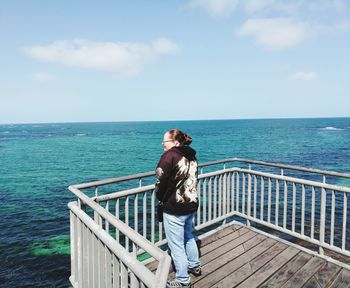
[333,0,348,12]
[189,0,239,16]
[291,71,317,81]
[153,38,180,54]
[23,38,180,77]
[189,0,350,50]
[237,18,309,50]
[242,0,276,14]
[31,72,55,82]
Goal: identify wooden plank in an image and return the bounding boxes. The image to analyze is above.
[259,252,312,288]
[169,233,265,282]
[249,241,288,271]
[314,261,341,287]
[328,268,350,288]
[198,224,242,248]
[194,237,277,287]
[281,256,325,288]
[168,230,261,280]
[215,241,289,288]
[302,276,322,288]
[200,226,250,256]
[200,231,257,265]
[235,245,299,288]
[146,225,245,272]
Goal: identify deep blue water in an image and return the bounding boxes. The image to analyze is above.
[1,118,350,287]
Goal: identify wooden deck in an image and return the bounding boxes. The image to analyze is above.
[149,224,350,287]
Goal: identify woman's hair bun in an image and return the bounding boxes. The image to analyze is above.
[168,129,192,146]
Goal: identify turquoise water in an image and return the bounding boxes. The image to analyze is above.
[1,118,350,287]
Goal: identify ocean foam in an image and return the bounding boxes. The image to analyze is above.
[319,126,344,131]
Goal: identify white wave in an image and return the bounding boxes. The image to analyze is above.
[75,133,86,137]
[2,131,10,134]
[319,126,344,131]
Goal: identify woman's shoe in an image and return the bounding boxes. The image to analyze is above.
[188,266,202,276]
[166,280,191,287]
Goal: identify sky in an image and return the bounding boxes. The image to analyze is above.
[0,0,349,124]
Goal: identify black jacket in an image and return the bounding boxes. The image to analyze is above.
[155,146,199,215]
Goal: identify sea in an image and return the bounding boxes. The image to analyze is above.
[1,118,350,287]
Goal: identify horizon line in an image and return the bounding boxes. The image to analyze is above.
[1,115,350,126]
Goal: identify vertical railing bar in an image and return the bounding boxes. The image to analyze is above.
[112,255,119,288]
[218,175,222,217]
[120,262,127,288]
[253,175,257,219]
[208,177,212,221]
[311,186,315,239]
[301,185,305,236]
[125,196,130,251]
[93,233,99,288]
[283,180,287,229]
[260,176,264,221]
[105,201,110,234]
[130,272,138,288]
[82,223,88,288]
[139,178,142,188]
[98,234,104,288]
[115,199,120,242]
[342,193,347,250]
[70,211,76,284]
[231,172,235,214]
[203,178,207,223]
[88,227,93,287]
[223,174,227,216]
[143,192,147,238]
[275,179,279,226]
[151,190,155,243]
[197,179,201,226]
[267,177,271,223]
[247,173,251,218]
[76,217,83,287]
[331,190,335,246]
[236,172,240,213]
[214,176,217,219]
[133,194,138,256]
[106,248,112,288]
[242,173,246,215]
[292,183,296,232]
[319,187,327,255]
[226,173,231,214]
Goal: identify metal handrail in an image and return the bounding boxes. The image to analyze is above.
[68,158,350,287]
[68,185,171,287]
[71,158,350,190]
[69,185,167,260]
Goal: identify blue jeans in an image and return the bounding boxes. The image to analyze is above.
[163,212,200,283]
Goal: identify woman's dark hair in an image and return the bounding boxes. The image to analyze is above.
[168,129,192,146]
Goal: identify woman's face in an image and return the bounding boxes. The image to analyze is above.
[162,132,178,151]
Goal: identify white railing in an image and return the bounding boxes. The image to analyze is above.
[68,185,171,288]
[68,158,350,287]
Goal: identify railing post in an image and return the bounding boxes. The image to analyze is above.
[319,187,326,255]
[139,178,142,187]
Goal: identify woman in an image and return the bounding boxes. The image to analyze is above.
[155,129,201,288]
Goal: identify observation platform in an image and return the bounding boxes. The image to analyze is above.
[68,158,350,288]
[148,223,350,287]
